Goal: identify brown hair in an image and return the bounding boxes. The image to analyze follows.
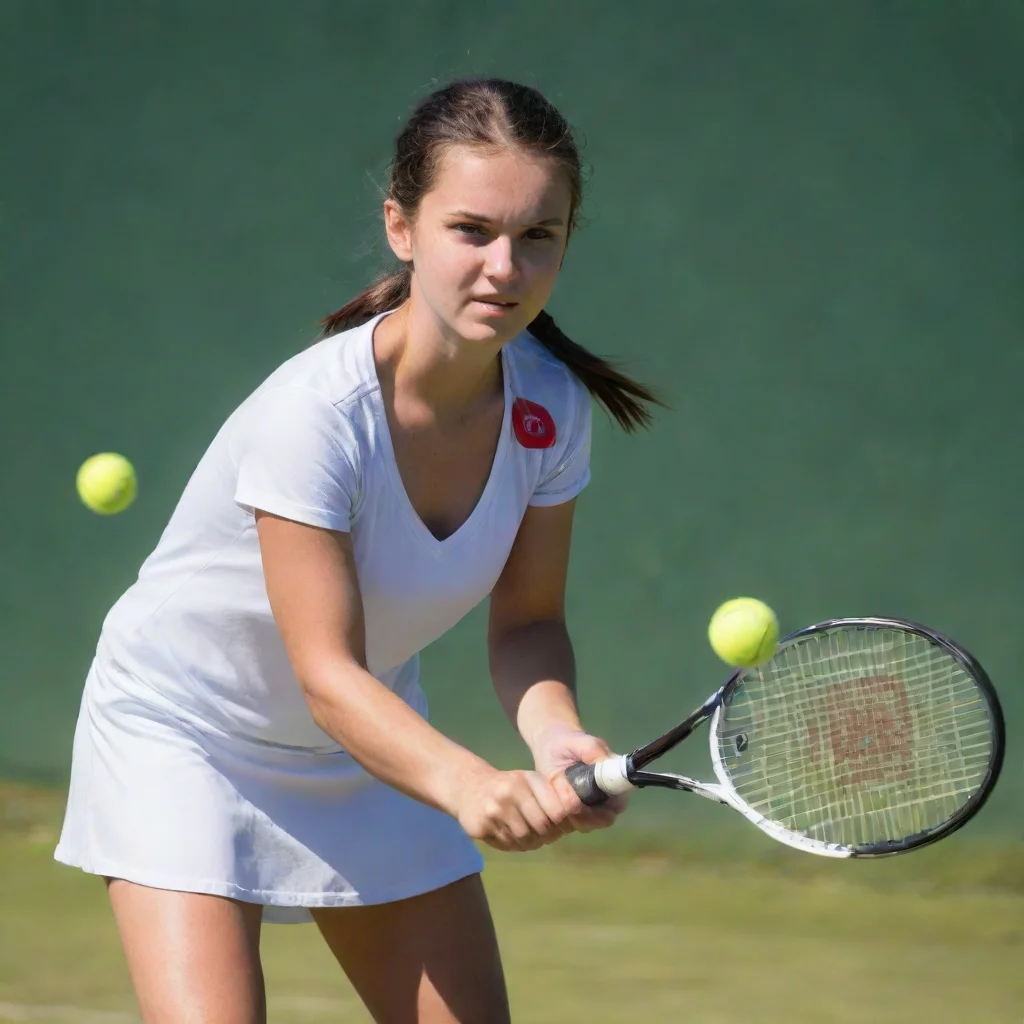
[320,78,663,432]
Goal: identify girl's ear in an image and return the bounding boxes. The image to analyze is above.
[383,200,414,263]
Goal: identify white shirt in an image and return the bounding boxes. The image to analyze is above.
[95,311,592,752]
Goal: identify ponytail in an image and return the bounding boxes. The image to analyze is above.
[319,266,411,337]
[528,310,663,432]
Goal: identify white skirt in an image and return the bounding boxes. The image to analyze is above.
[55,661,484,924]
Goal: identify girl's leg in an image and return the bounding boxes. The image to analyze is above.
[312,873,510,1024]
[107,878,266,1023]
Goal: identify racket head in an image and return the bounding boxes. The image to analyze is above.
[707,617,1004,858]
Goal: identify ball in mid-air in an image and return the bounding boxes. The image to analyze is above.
[708,597,779,668]
[76,453,137,515]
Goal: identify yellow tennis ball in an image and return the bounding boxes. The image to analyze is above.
[76,453,137,515]
[708,597,779,668]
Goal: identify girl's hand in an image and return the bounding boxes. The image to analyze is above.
[530,724,629,834]
[454,765,577,852]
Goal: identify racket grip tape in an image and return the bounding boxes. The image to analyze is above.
[565,755,633,806]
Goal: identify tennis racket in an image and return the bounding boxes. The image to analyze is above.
[566,617,1005,858]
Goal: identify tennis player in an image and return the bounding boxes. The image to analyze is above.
[55,77,659,1023]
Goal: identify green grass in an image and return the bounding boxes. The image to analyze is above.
[1,784,1022,1023]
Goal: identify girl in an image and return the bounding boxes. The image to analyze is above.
[55,77,660,1023]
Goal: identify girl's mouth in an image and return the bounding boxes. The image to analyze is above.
[473,298,518,315]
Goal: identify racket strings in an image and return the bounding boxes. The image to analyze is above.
[717,627,995,849]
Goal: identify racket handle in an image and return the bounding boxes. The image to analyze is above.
[565,755,634,806]
[565,761,608,805]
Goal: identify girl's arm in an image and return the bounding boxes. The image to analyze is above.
[488,500,626,829]
[256,510,574,851]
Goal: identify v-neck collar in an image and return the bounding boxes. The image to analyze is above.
[362,311,513,554]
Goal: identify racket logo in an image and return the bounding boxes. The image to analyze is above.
[806,675,914,788]
[512,398,556,449]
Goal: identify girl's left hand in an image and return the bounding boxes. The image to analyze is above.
[531,724,630,833]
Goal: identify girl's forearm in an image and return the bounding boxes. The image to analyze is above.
[488,618,584,754]
[301,659,492,815]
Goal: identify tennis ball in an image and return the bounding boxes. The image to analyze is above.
[76,453,137,515]
[708,597,779,668]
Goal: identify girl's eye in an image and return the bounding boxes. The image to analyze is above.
[452,224,555,241]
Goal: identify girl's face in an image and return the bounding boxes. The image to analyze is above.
[385,145,572,348]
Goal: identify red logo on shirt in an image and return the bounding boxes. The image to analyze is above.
[512,398,556,449]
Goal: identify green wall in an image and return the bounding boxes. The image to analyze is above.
[2,1,1019,834]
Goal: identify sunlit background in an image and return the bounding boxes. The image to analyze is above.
[1,2,1021,1020]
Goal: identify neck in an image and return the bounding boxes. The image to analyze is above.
[373,299,504,414]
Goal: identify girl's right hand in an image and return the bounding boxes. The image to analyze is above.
[454,766,577,852]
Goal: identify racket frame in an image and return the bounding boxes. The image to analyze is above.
[581,617,1006,859]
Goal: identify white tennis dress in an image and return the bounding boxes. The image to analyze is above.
[55,310,592,923]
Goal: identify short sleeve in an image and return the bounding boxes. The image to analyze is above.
[529,379,592,507]
[231,385,359,532]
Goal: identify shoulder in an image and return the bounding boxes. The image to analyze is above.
[504,330,590,437]
[507,332,593,505]
[228,315,385,455]
[254,315,381,415]
[226,316,391,471]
